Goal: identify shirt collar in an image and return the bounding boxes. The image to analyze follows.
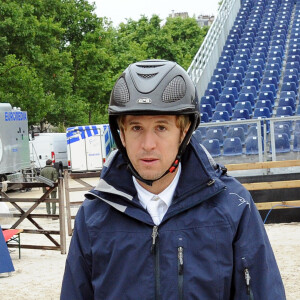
[133,163,181,210]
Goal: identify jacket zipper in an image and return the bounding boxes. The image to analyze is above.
[151,226,160,300]
[242,257,254,300]
[178,244,184,300]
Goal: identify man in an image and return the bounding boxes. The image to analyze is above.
[40,159,58,215]
[61,60,285,299]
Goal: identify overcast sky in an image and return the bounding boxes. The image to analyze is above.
[89,0,220,26]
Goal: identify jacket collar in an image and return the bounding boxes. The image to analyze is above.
[86,136,226,225]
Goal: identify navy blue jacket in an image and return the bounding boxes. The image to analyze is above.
[61,138,285,300]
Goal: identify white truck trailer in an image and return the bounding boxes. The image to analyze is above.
[30,132,68,176]
[0,103,30,182]
[66,124,115,172]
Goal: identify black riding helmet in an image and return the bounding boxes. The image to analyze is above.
[109,59,200,186]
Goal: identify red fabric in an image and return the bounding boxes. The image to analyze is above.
[2,229,21,242]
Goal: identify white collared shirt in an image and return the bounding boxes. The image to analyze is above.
[133,163,181,225]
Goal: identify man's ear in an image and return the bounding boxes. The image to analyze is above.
[120,130,126,147]
[180,123,191,144]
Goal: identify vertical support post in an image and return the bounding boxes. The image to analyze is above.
[58,177,66,254]
[64,170,72,236]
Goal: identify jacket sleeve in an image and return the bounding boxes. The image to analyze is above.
[60,204,94,300]
[230,188,286,300]
[52,167,58,182]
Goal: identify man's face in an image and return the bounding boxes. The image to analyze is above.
[120,115,187,183]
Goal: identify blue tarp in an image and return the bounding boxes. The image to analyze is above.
[0,225,14,273]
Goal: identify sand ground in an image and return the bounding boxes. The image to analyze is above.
[0,181,299,300]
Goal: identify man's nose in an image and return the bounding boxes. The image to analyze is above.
[141,131,156,150]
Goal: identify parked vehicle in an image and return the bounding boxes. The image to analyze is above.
[30,133,68,176]
[0,103,30,182]
[66,124,115,172]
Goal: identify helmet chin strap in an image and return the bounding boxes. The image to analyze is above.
[127,155,181,186]
[127,122,194,186]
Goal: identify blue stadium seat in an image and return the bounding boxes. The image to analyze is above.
[232,60,248,72]
[247,65,263,77]
[258,91,275,106]
[210,74,225,87]
[229,66,245,78]
[207,81,222,94]
[249,58,265,70]
[267,57,283,68]
[252,46,268,57]
[217,61,230,72]
[192,129,202,143]
[264,70,279,82]
[215,102,233,117]
[234,54,249,64]
[253,107,271,119]
[202,139,221,157]
[265,63,281,74]
[276,106,293,117]
[212,111,230,122]
[284,69,299,82]
[213,68,228,80]
[238,93,255,107]
[255,100,273,114]
[250,52,266,62]
[243,78,259,91]
[245,136,264,155]
[206,128,224,146]
[200,112,209,123]
[225,80,241,92]
[281,82,298,94]
[272,133,290,153]
[262,77,278,91]
[226,127,246,145]
[200,104,213,120]
[223,137,243,156]
[286,55,300,64]
[244,71,261,82]
[288,48,300,56]
[232,109,250,120]
[260,84,276,97]
[197,126,207,137]
[286,61,300,72]
[227,73,243,85]
[270,45,284,56]
[240,86,257,99]
[219,94,235,108]
[219,55,233,65]
[205,88,220,102]
[280,91,296,102]
[293,132,300,152]
[221,49,235,60]
[222,87,239,101]
[274,123,291,140]
[235,101,252,116]
[201,95,216,111]
[278,98,295,113]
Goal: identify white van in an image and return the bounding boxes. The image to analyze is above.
[66,124,115,172]
[30,133,68,176]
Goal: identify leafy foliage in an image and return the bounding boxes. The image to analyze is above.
[0,1,208,129]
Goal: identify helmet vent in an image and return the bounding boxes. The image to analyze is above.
[162,76,186,103]
[112,77,130,103]
[137,73,158,79]
[136,64,164,68]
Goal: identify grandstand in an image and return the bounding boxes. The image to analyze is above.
[188,0,300,222]
[189,0,300,165]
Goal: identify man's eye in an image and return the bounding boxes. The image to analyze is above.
[157,126,166,131]
[132,126,141,131]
